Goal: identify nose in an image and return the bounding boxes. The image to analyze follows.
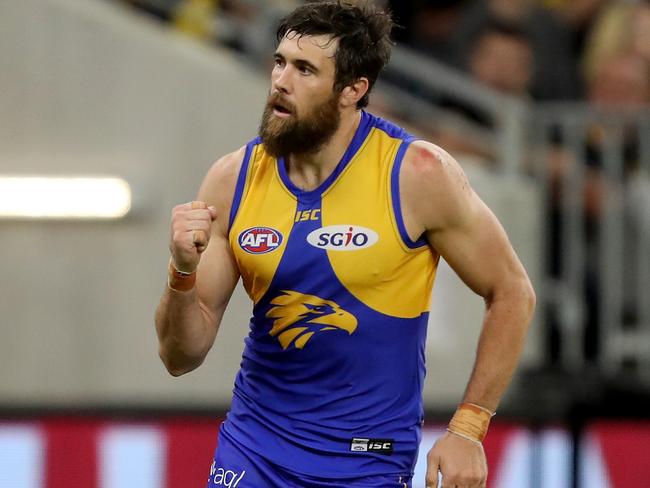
[272,64,291,94]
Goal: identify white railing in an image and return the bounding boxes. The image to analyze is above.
[533,106,650,379]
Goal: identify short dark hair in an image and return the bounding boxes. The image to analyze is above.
[276,1,394,109]
[470,17,531,53]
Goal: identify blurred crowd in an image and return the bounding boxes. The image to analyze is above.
[118,0,650,162]
[117,0,650,373]
[119,0,650,106]
[391,0,649,103]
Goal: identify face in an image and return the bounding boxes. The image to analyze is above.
[259,32,342,157]
[489,0,533,21]
[470,33,533,96]
[632,6,650,61]
[589,56,649,107]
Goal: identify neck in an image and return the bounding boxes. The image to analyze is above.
[286,109,362,191]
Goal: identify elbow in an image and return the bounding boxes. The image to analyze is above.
[164,363,191,377]
[166,367,187,378]
[489,274,537,322]
[158,346,203,377]
[518,276,537,325]
[524,277,536,316]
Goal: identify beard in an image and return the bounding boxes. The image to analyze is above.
[259,91,341,158]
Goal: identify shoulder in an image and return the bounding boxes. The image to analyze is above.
[401,140,472,200]
[203,145,247,193]
[400,140,475,232]
[200,146,247,199]
[401,140,461,181]
[198,145,247,231]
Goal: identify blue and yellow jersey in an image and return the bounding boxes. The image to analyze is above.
[222,111,439,478]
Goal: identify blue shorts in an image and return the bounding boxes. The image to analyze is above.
[206,431,413,488]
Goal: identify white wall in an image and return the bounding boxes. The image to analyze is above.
[0,0,541,408]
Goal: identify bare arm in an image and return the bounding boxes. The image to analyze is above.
[401,141,535,487]
[402,140,535,409]
[155,147,245,376]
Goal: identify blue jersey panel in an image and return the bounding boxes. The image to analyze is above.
[224,112,434,479]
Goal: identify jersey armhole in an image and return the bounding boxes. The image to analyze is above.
[389,138,429,250]
[228,137,260,233]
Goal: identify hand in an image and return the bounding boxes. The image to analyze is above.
[169,201,218,273]
[426,431,487,488]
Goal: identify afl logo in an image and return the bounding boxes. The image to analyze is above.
[307,225,378,251]
[238,227,283,254]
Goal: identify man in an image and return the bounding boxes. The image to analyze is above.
[433,20,535,162]
[155,2,536,487]
[452,0,579,101]
[468,20,534,99]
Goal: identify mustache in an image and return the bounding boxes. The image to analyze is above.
[266,92,296,113]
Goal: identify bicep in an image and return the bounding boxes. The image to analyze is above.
[426,190,525,300]
[401,141,526,300]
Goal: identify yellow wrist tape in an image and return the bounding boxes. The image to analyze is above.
[447,402,494,443]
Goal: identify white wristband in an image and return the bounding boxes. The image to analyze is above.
[446,428,482,446]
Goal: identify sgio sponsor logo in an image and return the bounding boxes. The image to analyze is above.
[238,227,283,254]
[307,225,378,251]
[209,460,246,487]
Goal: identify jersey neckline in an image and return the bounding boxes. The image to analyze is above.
[276,110,373,201]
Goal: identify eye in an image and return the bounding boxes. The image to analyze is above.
[273,57,285,68]
[298,65,313,75]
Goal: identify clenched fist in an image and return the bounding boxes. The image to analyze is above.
[426,431,487,488]
[170,201,218,273]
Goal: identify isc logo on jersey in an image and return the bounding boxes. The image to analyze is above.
[307,225,378,251]
[238,227,283,254]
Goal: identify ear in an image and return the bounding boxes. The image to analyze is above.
[339,77,369,108]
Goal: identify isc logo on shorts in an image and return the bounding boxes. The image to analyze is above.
[238,227,283,254]
[307,225,378,251]
[350,437,394,455]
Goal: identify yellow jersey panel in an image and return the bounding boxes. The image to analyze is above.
[228,139,297,303]
[322,127,438,318]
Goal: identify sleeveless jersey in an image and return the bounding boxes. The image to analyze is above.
[222,111,439,478]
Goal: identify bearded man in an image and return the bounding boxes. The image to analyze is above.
[155,2,536,487]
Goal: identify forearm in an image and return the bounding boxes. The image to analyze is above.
[155,288,217,376]
[462,281,536,412]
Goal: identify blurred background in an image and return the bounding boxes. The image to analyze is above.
[0,0,649,486]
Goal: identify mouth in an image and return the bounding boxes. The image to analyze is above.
[268,95,294,117]
[272,103,292,117]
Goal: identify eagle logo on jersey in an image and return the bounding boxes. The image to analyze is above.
[266,290,357,349]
